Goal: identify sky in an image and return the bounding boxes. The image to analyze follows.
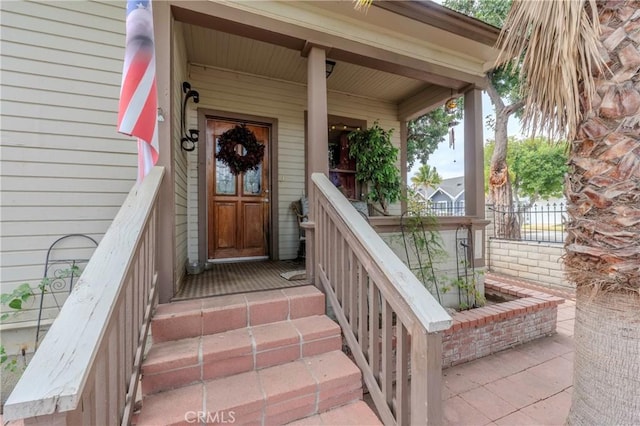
[408,93,524,180]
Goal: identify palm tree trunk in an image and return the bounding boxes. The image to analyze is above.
[565,1,640,423]
[494,0,639,421]
[568,288,640,425]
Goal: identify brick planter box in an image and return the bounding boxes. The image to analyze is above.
[442,281,564,368]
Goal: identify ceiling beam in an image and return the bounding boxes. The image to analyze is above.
[399,86,464,121]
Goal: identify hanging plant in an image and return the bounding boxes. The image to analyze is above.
[216,124,265,175]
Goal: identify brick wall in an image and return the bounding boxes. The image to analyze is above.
[441,281,563,367]
[487,239,573,291]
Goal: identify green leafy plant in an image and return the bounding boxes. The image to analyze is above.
[451,270,486,311]
[0,283,36,320]
[400,189,448,302]
[407,104,463,168]
[0,283,37,372]
[0,266,81,371]
[484,136,568,203]
[348,121,401,215]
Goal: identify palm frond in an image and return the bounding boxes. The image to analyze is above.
[495,0,605,140]
[353,0,373,11]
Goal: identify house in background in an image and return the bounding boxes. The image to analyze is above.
[1,1,500,424]
[417,175,466,216]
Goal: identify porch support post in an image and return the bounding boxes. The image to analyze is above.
[400,120,408,214]
[464,88,486,268]
[463,89,484,218]
[154,1,175,303]
[306,46,329,284]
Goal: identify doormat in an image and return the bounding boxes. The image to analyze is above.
[280,270,306,281]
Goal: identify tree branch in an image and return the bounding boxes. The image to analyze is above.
[504,99,525,116]
[484,76,505,112]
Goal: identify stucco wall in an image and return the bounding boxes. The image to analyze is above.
[381,230,485,310]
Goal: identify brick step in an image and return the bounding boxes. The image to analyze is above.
[151,286,325,343]
[142,315,341,395]
[286,401,382,425]
[134,351,369,426]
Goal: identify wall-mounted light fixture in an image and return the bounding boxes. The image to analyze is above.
[325,60,336,78]
[181,81,200,152]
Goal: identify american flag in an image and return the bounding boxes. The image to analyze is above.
[118,0,158,182]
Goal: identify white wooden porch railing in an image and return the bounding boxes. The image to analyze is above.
[4,167,165,426]
[310,173,452,425]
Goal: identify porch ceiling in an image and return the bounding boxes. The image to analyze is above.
[181,22,432,104]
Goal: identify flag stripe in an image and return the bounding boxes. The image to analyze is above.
[118,0,158,183]
[133,79,157,143]
[138,139,156,182]
[119,53,155,135]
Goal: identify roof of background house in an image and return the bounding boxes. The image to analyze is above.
[424,176,465,200]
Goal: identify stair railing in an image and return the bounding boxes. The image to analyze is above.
[310,173,452,425]
[4,167,165,426]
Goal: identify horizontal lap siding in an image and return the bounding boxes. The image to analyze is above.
[174,22,189,292]
[186,64,399,260]
[188,65,305,261]
[0,0,134,343]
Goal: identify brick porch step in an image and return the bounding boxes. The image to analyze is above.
[287,401,382,425]
[142,315,342,395]
[137,286,381,425]
[151,286,325,343]
[134,351,368,426]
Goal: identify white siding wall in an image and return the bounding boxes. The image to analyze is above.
[0,1,134,352]
[173,21,189,291]
[186,65,400,260]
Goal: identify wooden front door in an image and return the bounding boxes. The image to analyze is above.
[206,119,270,260]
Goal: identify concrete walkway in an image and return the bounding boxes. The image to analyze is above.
[443,297,576,425]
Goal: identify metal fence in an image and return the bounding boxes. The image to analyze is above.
[488,203,567,243]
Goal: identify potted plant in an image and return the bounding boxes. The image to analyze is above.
[348,121,401,215]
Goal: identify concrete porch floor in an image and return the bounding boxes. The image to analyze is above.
[442,297,576,425]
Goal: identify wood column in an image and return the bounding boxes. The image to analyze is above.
[464,89,486,267]
[154,2,175,303]
[400,120,408,214]
[305,46,329,283]
[463,89,484,218]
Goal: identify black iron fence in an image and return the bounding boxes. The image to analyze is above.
[488,203,567,243]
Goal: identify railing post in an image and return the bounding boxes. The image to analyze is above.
[22,413,68,426]
[411,326,443,425]
[306,190,316,285]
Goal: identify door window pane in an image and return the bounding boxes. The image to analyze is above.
[216,137,236,195]
[244,165,262,195]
